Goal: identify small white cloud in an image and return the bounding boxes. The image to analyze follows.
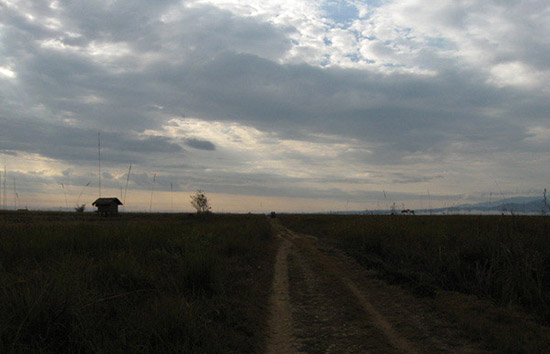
[87,41,131,58]
[49,1,60,10]
[39,38,70,51]
[0,66,16,78]
[44,17,62,30]
[80,95,106,104]
[526,126,550,144]
[489,61,538,88]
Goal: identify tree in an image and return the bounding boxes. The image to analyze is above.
[190,190,211,213]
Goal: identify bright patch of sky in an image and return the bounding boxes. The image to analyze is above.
[0,66,16,78]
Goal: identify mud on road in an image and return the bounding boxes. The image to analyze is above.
[267,221,503,354]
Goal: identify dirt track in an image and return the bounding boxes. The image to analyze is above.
[266,221,494,354]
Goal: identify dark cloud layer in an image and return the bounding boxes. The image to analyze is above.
[0,116,183,165]
[2,1,544,158]
[1,1,549,209]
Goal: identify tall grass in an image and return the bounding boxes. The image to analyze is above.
[280,214,550,324]
[0,212,275,353]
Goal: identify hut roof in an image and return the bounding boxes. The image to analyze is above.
[92,197,123,206]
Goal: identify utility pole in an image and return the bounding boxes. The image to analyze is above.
[3,165,6,210]
[123,164,131,210]
[149,173,156,213]
[98,132,101,198]
[13,178,17,210]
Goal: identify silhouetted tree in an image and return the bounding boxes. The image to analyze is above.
[190,190,211,213]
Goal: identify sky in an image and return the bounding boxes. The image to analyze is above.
[0,0,549,213]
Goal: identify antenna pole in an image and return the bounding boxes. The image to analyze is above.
[98,132,101,198]
[13,178,16,210]
[149,173,156,213]
[3,165,6,210]
[77,182,90,206]
[61,183,68,209]
[123,164,131,210]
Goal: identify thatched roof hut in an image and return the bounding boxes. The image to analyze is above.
[92,197,122,216]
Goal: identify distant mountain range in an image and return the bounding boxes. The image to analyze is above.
[424,196,549,214]
[337,196,550,215]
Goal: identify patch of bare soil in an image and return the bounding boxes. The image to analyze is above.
[266,237,298,354]
[267,221,500,353]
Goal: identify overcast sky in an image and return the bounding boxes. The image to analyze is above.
[1,0,549,212]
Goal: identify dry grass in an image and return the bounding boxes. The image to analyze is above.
[280,214,550,353]
[0,211,277,354]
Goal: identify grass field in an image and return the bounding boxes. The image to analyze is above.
[4,211,550,353]
[279,214,550,323]
[0,211,277,354]
[279,214,550,352]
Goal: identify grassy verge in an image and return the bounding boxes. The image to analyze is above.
[0,212,277,354]
[279,214,550,352]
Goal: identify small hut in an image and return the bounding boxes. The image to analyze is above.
[92,197,122,216]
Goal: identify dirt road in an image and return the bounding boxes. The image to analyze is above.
[266,221,495,354]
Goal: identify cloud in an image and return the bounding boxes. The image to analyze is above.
[390,173,444,185]
[184,138,216,151]
[0,116,184,165]
[1,0,549,211]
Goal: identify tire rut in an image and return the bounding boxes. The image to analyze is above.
[266,237,298,354]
